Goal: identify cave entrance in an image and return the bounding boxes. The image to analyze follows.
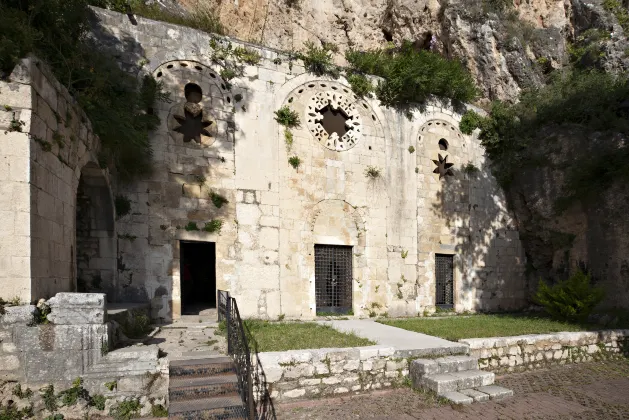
[180,241,216,314]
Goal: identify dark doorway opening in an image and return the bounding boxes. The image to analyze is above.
[315,244,353,315]
[180,241,216,315]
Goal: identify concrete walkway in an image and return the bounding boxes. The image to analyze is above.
[319,319,468,357]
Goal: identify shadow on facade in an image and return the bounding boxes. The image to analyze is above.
[430,161,529,311]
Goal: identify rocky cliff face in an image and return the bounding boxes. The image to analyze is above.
[155,0,628,101]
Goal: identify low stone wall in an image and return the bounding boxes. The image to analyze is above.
[460,330,629,373]
[256,346,410,402]
[0,293,167,416]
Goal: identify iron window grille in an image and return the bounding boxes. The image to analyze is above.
[315,245,353,314]
[435,254,454,307]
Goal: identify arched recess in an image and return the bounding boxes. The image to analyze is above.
[75,162,117,298]
[305,200,367,314]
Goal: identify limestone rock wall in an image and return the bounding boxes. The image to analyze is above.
[156,0,629,102]
[0,57,115,303]
[91,8,526,321]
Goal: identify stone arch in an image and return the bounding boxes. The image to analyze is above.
[309,199,366,247]
[75,162,117,299]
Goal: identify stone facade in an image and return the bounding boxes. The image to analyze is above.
[0,7,528,320]
[255,346,408,402]
[461,330,629,373]
[0,56,115,303]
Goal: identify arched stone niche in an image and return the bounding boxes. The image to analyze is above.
[282,80,383,152]
[417,119,465,181]
[310,200,366,247]
[153,60,233,146]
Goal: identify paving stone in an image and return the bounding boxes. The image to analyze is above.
[459,388,490,402]
[439,391,473,405]
[475,385,514,400]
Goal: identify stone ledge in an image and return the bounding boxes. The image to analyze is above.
[460,330,629,349]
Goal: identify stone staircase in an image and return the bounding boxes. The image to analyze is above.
[168,356,247,419]
[410,355,514,404]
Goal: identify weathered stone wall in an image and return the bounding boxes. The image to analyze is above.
[0,293,167,412]
[89,7,527,320]
[460,330,629,373]
[0,57,116,302]
[255,346,409,402]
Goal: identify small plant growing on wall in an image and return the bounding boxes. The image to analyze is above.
[210,192,229,208]
[203,220,223,234]
[115,196,131,219]
[408,145,415,154]
[284,129,294,150]
[401,250,408,259]
[220,68,237,81]
[364,166,381,179]
[463,162,479,174]
[184,222,199,231]
[274,106,300,128]
[288,156,301,169]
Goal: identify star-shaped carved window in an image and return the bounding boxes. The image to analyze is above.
[173,103,213,144]
[433,154,454,179]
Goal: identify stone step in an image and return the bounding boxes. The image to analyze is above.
[169,374,239,402]
[422,370,495,394]
[410,355,478,378]
[169,356,235,378]
[439,385,514,404]
[168,395,247,419]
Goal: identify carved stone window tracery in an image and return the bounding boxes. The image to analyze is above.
[306,91,363,151]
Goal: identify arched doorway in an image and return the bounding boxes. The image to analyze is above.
[75,162,116,298]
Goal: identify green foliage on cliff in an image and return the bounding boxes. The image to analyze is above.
[0,0,168,180]
[345,41,479,107]
[459,70,629,193]
[534,270,605,322]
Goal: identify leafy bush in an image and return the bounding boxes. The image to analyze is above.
[184,222,199,231]
[119,312,151,338]
[90,394,106,411]
[364,166,381,179]
[299,41,339,77]
[459,110,485,135]
[534,269,605,322]
[603,0,629,32]
[346,41,478,107]
[288,156,301,169]
[274,106,300,128]
[115,196,131,219]
[203,219,223,234]
[210,192,229,208]
[58,378,88,407]
[346,73,374,98]
[1,1,169,181]
[109,399,141,420]
[151,404,167,417]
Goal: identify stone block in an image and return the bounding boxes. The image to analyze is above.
[0,355,20,370]
[283,388,305,399]
[48,308,105,325]
[0,306,36,325]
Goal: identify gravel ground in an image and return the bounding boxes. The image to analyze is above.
[275,359,629,419]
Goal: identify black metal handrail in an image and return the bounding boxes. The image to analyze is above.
[217,290,276,420]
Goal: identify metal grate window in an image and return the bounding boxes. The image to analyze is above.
[435,254,454,307]
[315,245,353,314]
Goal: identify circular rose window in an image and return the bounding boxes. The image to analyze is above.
[306,91,363,151]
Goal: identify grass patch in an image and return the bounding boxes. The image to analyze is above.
[379,313,602,341]
[244,320,374,352]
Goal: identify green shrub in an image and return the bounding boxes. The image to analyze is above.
[184,222,199,231]
[346,73,374,98]
[288,156,301,169]
[41,385,56,412]
[115,196,131,219]
[346,41,478,107]
[284,129,294,150]
[364,166,381,179]
[603,0,629,32]
[151,404,167,417]
[90,394,106,411]
[274,106,300,128]
[109,399,141,420]
[210,192,229,208]
[534,269,605,322]
[299,41,339,77]
[459,110,485,135]
[119,312,151,338]
[203,219,223,234]
[58,378,88,407]
[233,46,261,65]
